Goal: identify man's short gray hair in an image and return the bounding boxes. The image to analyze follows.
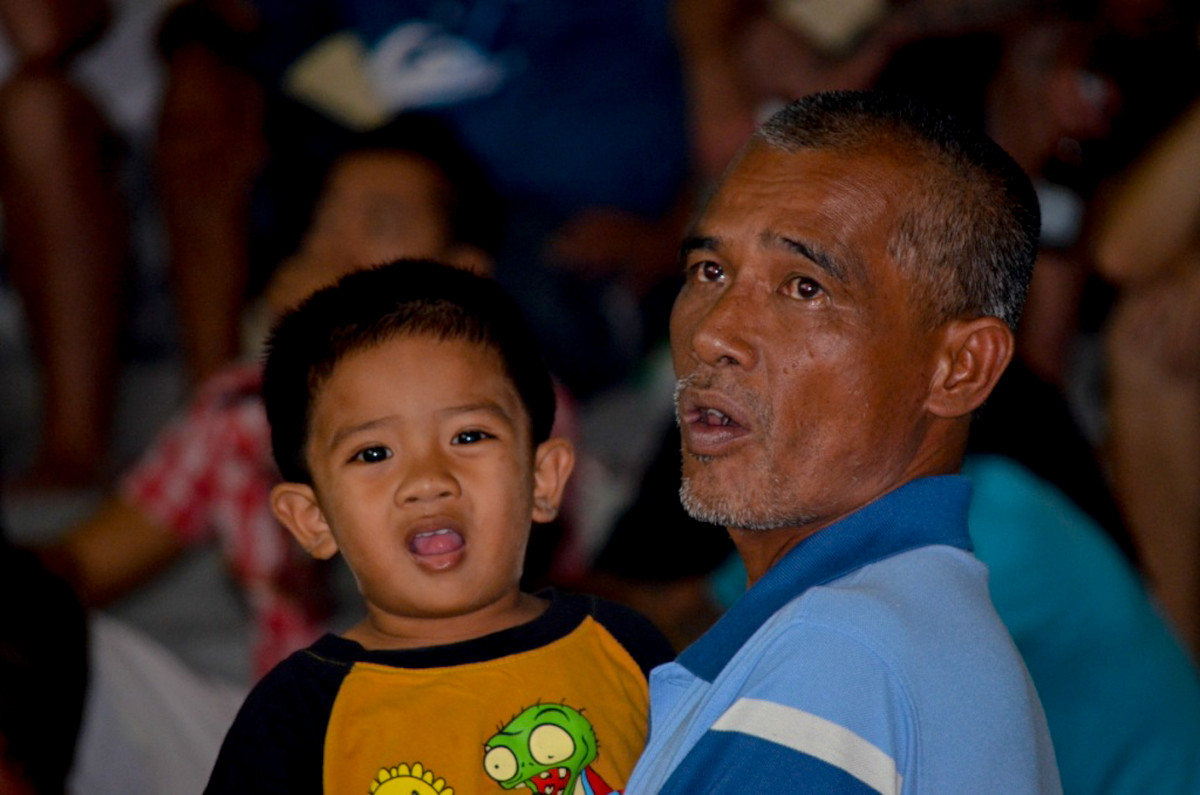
[755,90,1040,331]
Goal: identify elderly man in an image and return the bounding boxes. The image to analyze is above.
[625,91,1061,793]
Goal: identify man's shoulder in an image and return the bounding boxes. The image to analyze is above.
[760,544,1009,680]
[648,547,1058,794]
[769,542,982,621]
[707,544,1027,726]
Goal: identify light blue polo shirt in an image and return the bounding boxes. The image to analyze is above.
[627,476,1061,794]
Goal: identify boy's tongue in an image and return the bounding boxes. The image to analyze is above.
[411,528,464,557]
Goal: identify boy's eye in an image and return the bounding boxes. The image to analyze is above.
[352,446,392,463]
[452,429,493,445]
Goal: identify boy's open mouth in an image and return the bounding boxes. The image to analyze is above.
[409,527,465,557]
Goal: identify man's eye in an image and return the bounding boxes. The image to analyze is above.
[691,260,724,283]
[452,429,493,445]
[786,276,823,300]
[352,446,392,463]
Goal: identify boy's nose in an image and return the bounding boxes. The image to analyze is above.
[396,452,459,504]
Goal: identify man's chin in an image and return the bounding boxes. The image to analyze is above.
[679,478,804,531]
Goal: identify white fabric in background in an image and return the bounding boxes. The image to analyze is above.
[70,613,246,795]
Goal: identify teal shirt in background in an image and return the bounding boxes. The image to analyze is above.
[708,454,1200,794]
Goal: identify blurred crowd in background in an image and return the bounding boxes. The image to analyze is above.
[1,0,1200,792]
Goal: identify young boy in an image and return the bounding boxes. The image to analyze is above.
[37,114,506,680]
[204,261,673,795]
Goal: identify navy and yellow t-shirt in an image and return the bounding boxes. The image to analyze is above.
[205,590,674,794]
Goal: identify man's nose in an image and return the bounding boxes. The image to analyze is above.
[686,287,759,370]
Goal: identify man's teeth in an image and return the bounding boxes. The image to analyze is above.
[703,408,732,426]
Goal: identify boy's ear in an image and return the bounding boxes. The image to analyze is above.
[270,482,340,560]
[925,316,1014,419]
[531,437,576,524]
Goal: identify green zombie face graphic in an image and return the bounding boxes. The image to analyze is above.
[482,703,597,793]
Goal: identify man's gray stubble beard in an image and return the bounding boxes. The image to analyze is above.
[678,462,817,531]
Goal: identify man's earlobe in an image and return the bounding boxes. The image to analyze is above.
[531,437,576,524]
[926,317,1014,419]
[270,482,339,559]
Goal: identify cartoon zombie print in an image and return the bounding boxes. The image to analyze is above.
[483,703,618,795]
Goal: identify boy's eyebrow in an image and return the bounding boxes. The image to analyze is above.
[328,417,392,451]
[326,403,516,449]
[439,402,516,424]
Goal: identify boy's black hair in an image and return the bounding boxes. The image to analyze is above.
[326,113,504,256]
[262,259,556,484]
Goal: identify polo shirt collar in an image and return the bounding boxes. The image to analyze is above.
[677,475,973,682]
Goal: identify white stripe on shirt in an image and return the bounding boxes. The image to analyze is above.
[711,697,902,795]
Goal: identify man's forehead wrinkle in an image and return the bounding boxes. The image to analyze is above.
[758,230,846,282]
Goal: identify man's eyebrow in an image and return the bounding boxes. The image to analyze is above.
[681,232,849,283]
[764,231,847,282]
[679,235,719,259]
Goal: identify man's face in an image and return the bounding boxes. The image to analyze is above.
[672,142,947,535]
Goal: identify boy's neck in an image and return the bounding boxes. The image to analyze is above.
[343,591,549,651]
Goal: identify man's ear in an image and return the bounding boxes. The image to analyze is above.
[925,316,1014,419]
[270,482,339,560]
[531,437,576,524]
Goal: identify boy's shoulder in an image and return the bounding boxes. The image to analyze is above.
[205,637,347,794]
[547,589,676,676]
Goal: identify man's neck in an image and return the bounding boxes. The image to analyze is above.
[732,524,826,587]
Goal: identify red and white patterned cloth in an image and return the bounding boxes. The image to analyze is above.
[120,362,326,678]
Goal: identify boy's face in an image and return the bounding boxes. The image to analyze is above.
[275,334,571,640]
